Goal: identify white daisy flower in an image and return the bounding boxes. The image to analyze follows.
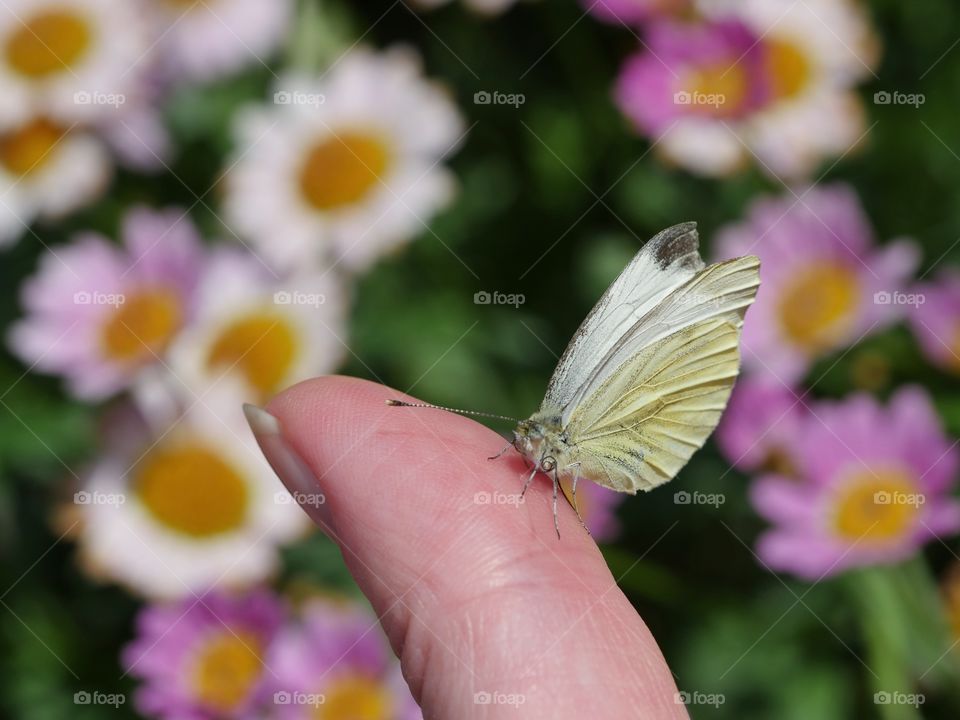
[160,248,348,407]
[224,46,465,274]
[0,119,111,247]
[151,0,294,83]
[74,391,312,599]
[0,0,151,130]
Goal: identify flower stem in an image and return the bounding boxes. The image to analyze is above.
[849,559,960,718]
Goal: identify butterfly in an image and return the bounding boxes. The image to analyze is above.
[390,223,760,536]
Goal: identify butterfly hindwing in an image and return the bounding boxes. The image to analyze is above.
[564,317,743,493]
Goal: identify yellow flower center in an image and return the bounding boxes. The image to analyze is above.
[944,567,960,640]
[682,62,750,118]
[190,631,264,713]
[760,447,797,478]
[0,118,63,176]
[832,469,921,544]
[136,443,249,537]
[314,676,393,720]
[206,313,298,398]
[946,322,960,374]
[100,289,182,363]
[764,37,811,101]
[778,263,859,353]
[5,8,92,78]
[299,132,391,211]
[850,351,891,392]
[162,0,207,10]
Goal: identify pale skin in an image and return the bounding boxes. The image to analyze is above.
[258,376,688,719]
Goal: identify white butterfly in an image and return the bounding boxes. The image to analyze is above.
[392,223,760,535]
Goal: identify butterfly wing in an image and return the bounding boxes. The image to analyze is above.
[542,223,705,414]
[557,253,761,492]
[564,317,743,493]
[558,254,760,426]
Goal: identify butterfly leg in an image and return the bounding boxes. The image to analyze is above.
[519,464,537,498]
[565,462,589,535]
[487,441,513,461]
[552,467,561,539]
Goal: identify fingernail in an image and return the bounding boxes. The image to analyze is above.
[243,403,333,529]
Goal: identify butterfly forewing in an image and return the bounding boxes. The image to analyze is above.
[543,223,705,413]
[558,254,761,426]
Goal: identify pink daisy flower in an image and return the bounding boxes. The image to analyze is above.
[715,377,807,475]
[269,597,421,720]
[909,271,960,375]
[158,247,348,408]
[616,22,769,129]
[614,0,879,178]
[716,184,919,385]
[751,387,960,580]
[123,589,284,720]
[8,207,204,400]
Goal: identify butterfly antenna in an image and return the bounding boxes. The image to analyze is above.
[385,399,517,424]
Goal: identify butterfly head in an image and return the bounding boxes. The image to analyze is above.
[513,414,564,470]
[512,419,543,454]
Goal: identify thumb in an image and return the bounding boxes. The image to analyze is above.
[245,376,684,719]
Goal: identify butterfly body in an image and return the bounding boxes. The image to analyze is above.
[513,411,567,474]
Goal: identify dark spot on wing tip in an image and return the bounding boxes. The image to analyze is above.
[649,222,701,269]
[671,221,697,234]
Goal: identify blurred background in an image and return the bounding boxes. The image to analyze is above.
[1,0,959,718]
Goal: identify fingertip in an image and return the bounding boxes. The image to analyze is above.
[263,376,600,557]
